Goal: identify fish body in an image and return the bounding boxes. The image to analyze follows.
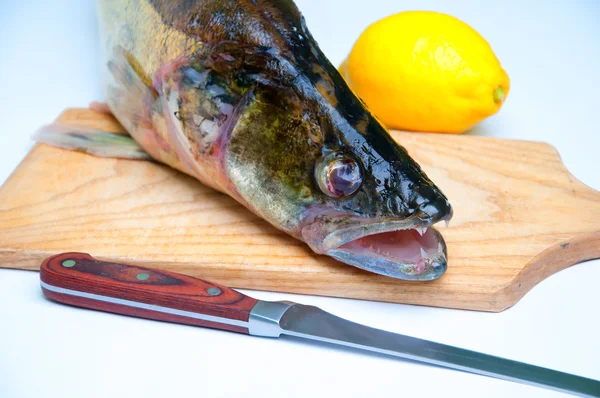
[44,0,454,280]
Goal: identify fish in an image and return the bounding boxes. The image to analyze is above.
[34,0,453,280]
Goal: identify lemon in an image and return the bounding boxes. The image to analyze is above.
[338,11,510,134]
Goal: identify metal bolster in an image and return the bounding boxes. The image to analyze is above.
[248,301,296,337]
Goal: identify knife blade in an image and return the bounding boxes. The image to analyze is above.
[39,252,599,397]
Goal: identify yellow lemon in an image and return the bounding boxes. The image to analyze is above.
[339,11,510,134]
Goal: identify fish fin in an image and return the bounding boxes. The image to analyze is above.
[104,47,159,135]
[33,123,152,160]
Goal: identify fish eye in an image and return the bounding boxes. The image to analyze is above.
[315,152,363,197]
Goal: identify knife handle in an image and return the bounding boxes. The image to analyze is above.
[40,252,259,334]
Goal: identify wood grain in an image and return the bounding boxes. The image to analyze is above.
[40,252,258,333]
[1,108,599,312]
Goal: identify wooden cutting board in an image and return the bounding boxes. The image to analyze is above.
[1,108,599,312]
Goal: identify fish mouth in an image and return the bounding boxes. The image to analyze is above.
[301,212,449,281]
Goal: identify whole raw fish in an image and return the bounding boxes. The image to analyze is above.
[36,0,453,280]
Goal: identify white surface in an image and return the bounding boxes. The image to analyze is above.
[0,1,599,397]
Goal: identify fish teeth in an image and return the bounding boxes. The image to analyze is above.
[430,243,447,266]
[415,226,427,236]
[420,247,428,260]
[445,219,450,228]
[439,244,447,260]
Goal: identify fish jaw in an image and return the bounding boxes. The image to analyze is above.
[328,228,447,281]
[300,211,450,281]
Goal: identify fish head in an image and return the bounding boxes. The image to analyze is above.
[224,51,452,280]
[161,2,454,280]
[299,113,454,281]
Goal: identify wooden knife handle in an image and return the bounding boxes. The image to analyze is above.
[40,252,259,334]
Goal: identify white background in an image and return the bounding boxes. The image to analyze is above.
[1,1,599,397]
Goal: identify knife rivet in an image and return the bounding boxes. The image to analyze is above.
[136,273,150,281]
[207,287,222,296]
[61,260,76,267]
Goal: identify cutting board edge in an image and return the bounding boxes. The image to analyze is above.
[503,229,600,297]
[535,139,600,198]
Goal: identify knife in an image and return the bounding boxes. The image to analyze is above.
[39,252,599,397]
